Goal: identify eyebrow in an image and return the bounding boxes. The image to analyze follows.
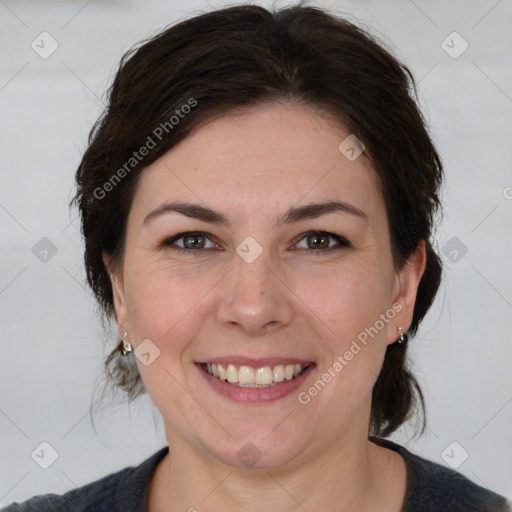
[143,199,368,227]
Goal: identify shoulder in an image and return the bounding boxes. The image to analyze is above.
[1,447,169,512]
[371,437,511,512]
[1,470,125,512]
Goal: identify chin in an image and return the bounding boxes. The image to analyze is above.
[199,426,315,470]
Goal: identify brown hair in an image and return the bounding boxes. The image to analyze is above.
[73,3,443,437]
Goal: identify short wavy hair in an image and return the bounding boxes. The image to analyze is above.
[73,3,444,438]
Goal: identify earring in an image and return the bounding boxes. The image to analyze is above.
[397,326,407,344]
[120,331,133,356]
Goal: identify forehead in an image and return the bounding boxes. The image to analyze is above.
[130,102,384,226]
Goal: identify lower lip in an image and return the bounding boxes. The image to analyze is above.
[197,364,315,403]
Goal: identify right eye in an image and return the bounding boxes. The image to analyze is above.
[161,231,219,253]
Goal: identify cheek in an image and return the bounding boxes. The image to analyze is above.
[293,260,395,408]
[295,260,392,345]
[122,262,207,408]
[123,257,205,344]
[296,267,393,410]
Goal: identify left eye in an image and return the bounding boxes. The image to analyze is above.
[294,231,350,251]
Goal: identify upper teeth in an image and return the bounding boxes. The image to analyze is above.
[203,363,308,387]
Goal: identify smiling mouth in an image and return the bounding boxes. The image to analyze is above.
[200,362,311,387]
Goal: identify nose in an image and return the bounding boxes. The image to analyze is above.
[216,250,294,337]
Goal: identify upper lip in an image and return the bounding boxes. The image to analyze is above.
[196,357,314,368]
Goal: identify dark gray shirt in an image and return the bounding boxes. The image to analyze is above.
[3,437,510,511]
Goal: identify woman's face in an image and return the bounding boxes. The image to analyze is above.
[108,102,425,469]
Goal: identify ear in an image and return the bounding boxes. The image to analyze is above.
[102,252,130,340]
[387,240,427,344]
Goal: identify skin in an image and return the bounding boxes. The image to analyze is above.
[105,102,426,511]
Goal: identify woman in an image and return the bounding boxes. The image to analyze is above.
[4,3,510,511]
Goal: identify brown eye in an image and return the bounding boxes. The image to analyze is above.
[181,234,207,249]
[295,231,350,252]
[162,231,216,252]
[306,233,330,249]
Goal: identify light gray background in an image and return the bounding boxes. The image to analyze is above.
[1,0,511,506]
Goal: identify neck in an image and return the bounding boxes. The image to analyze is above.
[149,423,404,511]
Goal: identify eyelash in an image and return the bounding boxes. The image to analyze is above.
[160,230,351,255]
